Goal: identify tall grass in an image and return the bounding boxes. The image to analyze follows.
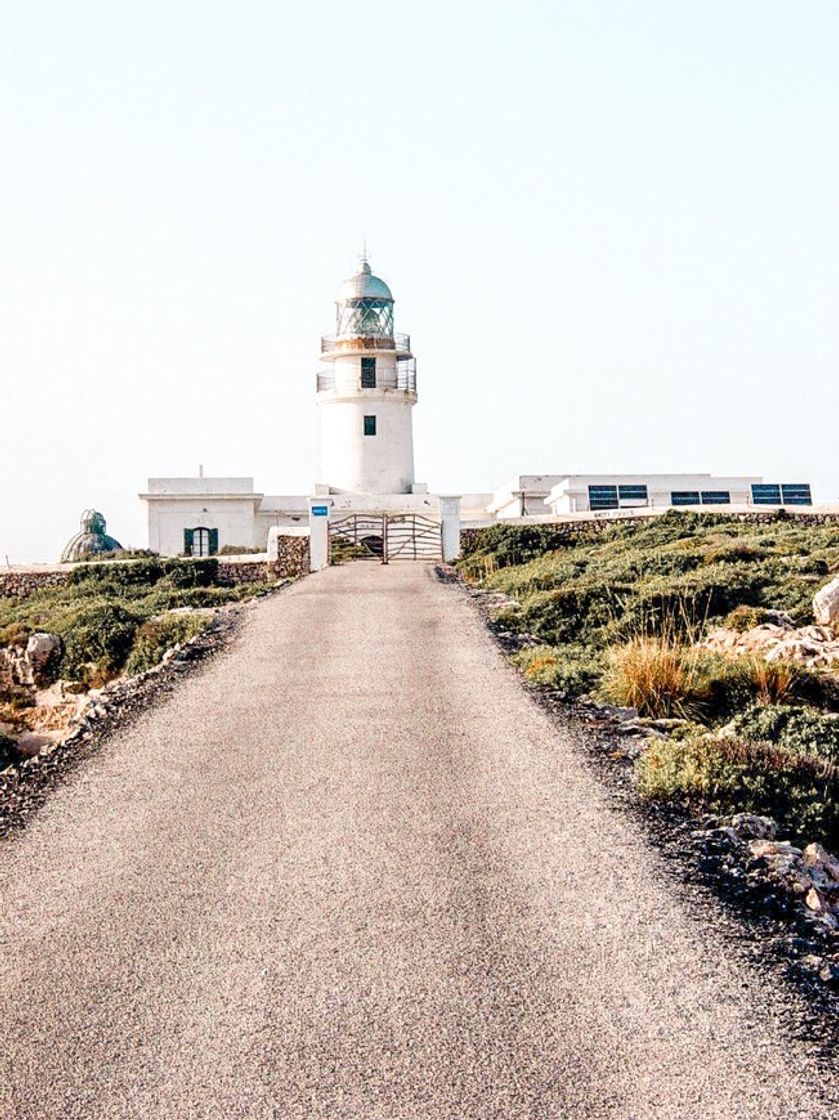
[598,635,709,718]
[598,631,819,720]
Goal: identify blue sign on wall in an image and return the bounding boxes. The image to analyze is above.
[311,505,329,517]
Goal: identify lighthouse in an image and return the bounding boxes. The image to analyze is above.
[316,258,417,494]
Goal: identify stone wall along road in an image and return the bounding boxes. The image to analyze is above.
[0,564,836,1119]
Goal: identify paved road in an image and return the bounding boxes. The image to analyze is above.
[0,564,834,1119]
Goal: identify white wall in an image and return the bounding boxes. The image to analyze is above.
[317,352,416,494]
[545,474,762,514]
[145,496,260,556]
[489,475,565,517]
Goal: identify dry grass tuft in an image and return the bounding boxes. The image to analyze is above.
[599,635,708,719]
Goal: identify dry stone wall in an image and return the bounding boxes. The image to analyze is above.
[0,571,69,600]
[272,534,310,579]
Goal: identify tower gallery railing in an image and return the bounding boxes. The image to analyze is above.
[320,333,411,355]
[316,367,417,393]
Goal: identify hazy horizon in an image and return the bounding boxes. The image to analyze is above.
[3,1,837,562]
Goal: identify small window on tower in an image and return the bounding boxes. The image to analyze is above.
[361,357,377,388]
[364,415,377,436]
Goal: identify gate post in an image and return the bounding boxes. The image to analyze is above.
[308,499,332,571]
[381,514,389,564]
[439,496,462,562]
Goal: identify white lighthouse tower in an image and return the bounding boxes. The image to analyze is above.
[316,258,417,494]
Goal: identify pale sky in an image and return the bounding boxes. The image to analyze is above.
[2,1,837,561]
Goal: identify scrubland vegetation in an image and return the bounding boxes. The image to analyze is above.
[0,558,272,692]
[460,512,839,844]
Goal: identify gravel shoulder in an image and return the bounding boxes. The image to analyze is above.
[1,563,836,1119]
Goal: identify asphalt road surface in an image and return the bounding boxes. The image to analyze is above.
[1,564,836,1119]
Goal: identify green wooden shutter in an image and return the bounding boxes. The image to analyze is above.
[209,528,219,555]
[183,528,194,556]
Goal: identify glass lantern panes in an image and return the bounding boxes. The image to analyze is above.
[337,298,394,339]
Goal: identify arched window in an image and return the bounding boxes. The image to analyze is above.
[184,527,218,556]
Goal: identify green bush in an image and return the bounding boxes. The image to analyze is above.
[637,735,839,848]
[124,614,210,674]
[57,601,145,680]
[726,704,839,764]
[512,643,603,697]
[68,557,218,593]
[460,512,839,652]
[703,538,765,565]
[724,605,769,632]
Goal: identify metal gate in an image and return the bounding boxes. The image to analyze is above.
[385,514,442,561]
[329,514,442,563]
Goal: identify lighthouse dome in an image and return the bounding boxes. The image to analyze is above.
[335,260,393,303]
[335,259,395,339]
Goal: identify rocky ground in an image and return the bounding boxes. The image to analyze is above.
[455,569,839,1041]
[701,618,839,669]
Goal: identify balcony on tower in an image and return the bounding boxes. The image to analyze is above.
[316,356,416,394]
[320,332,412,357]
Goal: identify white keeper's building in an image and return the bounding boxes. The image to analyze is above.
[141,257,815,565]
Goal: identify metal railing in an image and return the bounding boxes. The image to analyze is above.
[320,333,411,355]
[316,365,417,393]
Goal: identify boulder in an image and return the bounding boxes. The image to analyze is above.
[803,842,839,883]
[813,575,839,628]
[726,813,777,841]
[25,632,62,686]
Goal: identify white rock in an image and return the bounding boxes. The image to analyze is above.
[813,575,839,628]
[24,632,62,684]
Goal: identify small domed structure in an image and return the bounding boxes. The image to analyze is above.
[61,510,124,563]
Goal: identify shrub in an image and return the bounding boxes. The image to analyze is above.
[637,735,839,849]
[703,538,765,565]
[512,644,603,697]
[724,605,768,632]
[461,512,839,647]
[0,620,33,648]
[726,704,839,764]
[68,557,218,593]
[124,614,210,674]
[57,601,145,680]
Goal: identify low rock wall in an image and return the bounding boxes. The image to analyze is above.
[0,571,69,600]
[216,560,272,584]
[272,534,310,579]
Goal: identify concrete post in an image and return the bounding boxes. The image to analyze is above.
[439,496,462,563]
[308,498,332,571]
